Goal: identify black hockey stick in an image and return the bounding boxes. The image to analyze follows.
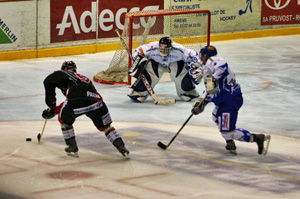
[157,93,209,149]
[157,113,193,150]
[115,29,176,105]
[37,119,47,144]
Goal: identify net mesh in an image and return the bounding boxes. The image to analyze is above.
[94,9,210,85]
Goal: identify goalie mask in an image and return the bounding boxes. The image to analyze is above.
[61,61,77,72]
[159,37,172,57]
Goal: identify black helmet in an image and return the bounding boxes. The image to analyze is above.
[159,37,172,56]
[61,61,77,72]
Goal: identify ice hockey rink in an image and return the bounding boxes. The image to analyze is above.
[0,34,300,199]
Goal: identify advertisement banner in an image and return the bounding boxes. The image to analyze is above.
[50,0,163,43]
[98,0,163,38]
[50,0,96,43]
[261,0,300,25]
[166,0,260,34]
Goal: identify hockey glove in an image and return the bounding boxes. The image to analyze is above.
[186,62,203,84]
[206,76,218,94]
[42,108,56,119]
[129,55,148,79]
[191,97,208,115]
[189,67,203,84]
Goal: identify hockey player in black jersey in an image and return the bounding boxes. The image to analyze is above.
[42,61,129,157]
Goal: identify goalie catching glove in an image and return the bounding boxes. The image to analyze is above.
[186,61,203,84]
[191,97,208,115]
[128,55,148,79]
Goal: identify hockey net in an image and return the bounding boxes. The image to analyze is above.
[94,9,211,85]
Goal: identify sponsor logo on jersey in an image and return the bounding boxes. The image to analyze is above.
[221,113,230,131]
[102,112,112,125]
[87,91,100,99]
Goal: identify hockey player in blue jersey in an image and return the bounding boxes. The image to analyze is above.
[128,37,203,102]
[191,45,271,155]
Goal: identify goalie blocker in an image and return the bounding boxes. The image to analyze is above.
[128,55,148,79]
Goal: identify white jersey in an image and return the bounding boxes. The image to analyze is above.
[204,56,241,106]
[133,41,199,69]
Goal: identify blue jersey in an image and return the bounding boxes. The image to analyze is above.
[203,56,241,106]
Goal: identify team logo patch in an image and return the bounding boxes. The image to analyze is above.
[102,112,112,125]
[221,113,230,131]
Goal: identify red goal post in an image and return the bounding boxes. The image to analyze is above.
[94,9,211,85]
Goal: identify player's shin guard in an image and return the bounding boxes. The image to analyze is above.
[104,126,129,157]
[61,124,79,157]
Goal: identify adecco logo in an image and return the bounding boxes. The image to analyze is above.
[56,2,159,35]
[264,0,291,10]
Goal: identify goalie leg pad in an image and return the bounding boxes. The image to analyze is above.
[127,88,148,103]
[128,60,164,102]
[169,61,199,101]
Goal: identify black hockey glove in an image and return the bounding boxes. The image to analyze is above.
[42,108,56,119]
[191,98,208,115]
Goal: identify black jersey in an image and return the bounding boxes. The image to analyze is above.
[43,70,102,108]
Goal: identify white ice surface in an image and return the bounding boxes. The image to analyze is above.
[0,35,300,199]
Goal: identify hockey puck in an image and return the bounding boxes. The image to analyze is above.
[26,138,32,142]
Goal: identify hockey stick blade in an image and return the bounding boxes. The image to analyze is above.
[155,98,176,105]
[262,135,271,155]
[157,141,168,150]
[141,75,176,105]
[157,114,193,150]
[152,94,176,105]
[37,133,41,143]
[37,119,47,144]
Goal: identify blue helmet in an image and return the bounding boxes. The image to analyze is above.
[200,45,217,57]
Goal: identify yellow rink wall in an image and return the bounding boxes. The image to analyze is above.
[0,27,300,61]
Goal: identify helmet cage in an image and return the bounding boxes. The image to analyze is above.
[159,44,172,56]
[159,37,172,56]
[61,61,77,72]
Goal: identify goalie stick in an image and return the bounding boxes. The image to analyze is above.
[115,29,176,105]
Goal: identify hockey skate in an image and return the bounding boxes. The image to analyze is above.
[117,145,130,157]
[225,140,237,155]
[112,137,130,157]
[254,134,271,155]
[65,145,79,157]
